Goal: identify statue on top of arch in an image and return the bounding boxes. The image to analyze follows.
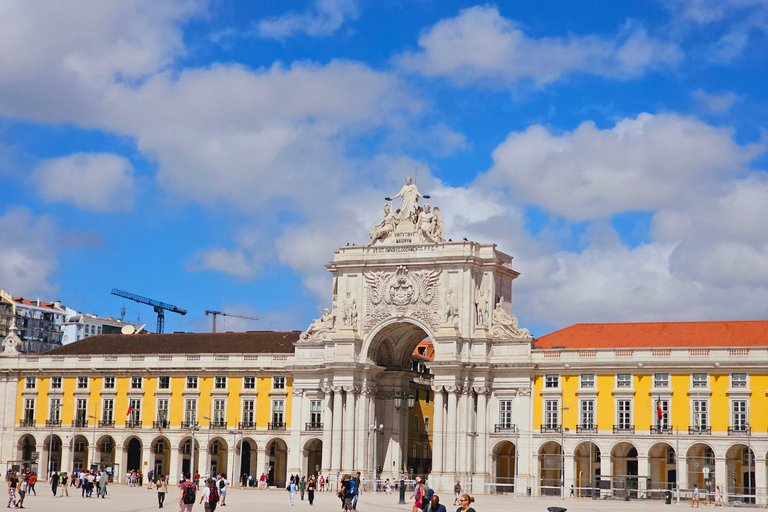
[369,176,445,245]
[490,298,532,340]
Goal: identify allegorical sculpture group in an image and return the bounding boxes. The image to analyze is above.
[369,176,445,245]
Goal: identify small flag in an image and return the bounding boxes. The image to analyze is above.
[126,406,132,416]
[657,399,662,420]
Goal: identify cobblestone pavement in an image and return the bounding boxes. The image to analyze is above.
[4,484,707,512]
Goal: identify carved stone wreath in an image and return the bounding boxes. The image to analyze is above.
[362,265,441,335]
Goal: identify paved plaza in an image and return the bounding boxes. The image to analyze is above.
[6,485,706,512]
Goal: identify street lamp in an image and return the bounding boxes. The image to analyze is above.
[88,413,98,472]
[203,416,212,475]
[47,396,60,480]
[370,423,384,492]
[394,392,415,505]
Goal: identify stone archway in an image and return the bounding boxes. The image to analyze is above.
[266,438,288,488]
[95,435,116,475]
[648,442,676,494]
[687,443,715,491]
[538,441,562,496]
[125,437,142,472]
[304,438,322,478]
[150,436,171,478]
[179,437,200,478]
[43,434,63,478]
[71,434,89,472]
[493,440,515,493]
[17,434,36,463]
[238,438,253,485]
[573,441,601,497]
[208,437,228,476]
[727,443,754,503]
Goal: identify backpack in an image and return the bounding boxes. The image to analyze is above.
[208,485,219,504]
[182,481,196,504]
[348,478,357,497]
[219,479,226,489]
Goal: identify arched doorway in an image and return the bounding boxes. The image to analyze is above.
[151,436,171,478]
[208,437,228,477]
[573,441,600,497]
[493,441,515,493]
[538,441,562,496]
[610,442,638,498]
[687,443,715,492]
[44,434,63,478]
[126,437,142,472]
[95,435,116,479]
[239,439,253,485]
[648,443,676,495]
[267,438,288,488]
[727,444,754,504]
[72,434,89,472]
[179,437,200,477]
[365,319,434,480]
[304,439,322,478]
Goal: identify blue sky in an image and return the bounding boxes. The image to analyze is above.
[1,0,767,337]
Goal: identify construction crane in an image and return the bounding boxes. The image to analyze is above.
[205,310,259,333]
[111,288,187,334]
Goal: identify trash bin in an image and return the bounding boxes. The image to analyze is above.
[665,491,672,504]
[526,486,531,496]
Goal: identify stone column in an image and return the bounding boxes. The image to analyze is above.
[457,388,469,478]
[331,387,343,472]
[342,388,356,471]
[637,454,649,495]
[253,442,264,486]
[475,388,488,475]
[142,445,152,476]
[678,456,688,492]
[600,453,612,477]
[715,456,727,500]
[431,387,444,474]
[564,453,575,494]
[288,388,303,474]
[445,387,458,474]
[356,390,370,475]
[754,457,766,506]
[321,388,332,472]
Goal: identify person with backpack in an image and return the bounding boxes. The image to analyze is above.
[179,473,196,512]
[307,476,316,506]
[199,477,219,512]
[155,474,167,508]
[217,473,228,507]
[351,472,360,511]
[287,475,297,506]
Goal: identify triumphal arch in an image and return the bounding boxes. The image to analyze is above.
[291,177,535,491]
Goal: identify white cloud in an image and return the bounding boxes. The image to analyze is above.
[397,5,682,88]
[480,112,763,221]
[257,0,358,40]
[33,153,136,212]
[0,208,58,297]
[0,0,203,122]
[690,88,740,113]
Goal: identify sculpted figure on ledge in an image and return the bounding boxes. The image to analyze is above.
[490,299,532,339]
[299,307,334,342]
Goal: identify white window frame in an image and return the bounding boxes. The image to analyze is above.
[616,373,632,388]
[499,400,513,428]
[102,398,114,423]
[158,376,171,389]
[75,398,88,425]
[580,399,595,428]
[243,399,256,425]
[273,376,286,390]
[23,398,35,423]
[731,373,747,388]
[213,398,226,424]
[103,376,115,389]
[544,399,560,429]
[653,399,670,430]
[131,376,143,389]
[129,398,141,424]
[157,399,170,423]
[76,376,89,389]
[186,376,198,389]
[580,374,595,388]
[545,374,559,388]
[692,373,708,388]
[692,399,709,430]
[424,416,430,433]
[25,377,36,389]
[214,376,227,389]
[184,398,198,424]
[51,376,62,389]
[243,376,256,390]
[653,373,669,388]
[616,399,632,429]
[732,399,748,431]
[49,397,62,422]
[272,399,285,424]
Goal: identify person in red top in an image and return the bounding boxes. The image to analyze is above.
[28,473,37,495]
[179,473,196,512]
[194,472,201,490]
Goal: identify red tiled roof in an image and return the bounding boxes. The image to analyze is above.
[535,321,768,349]
[44,331,301,355]
[12,297,62,310]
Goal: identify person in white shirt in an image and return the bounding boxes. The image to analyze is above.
[218,473,228,507]
[199,477,219,512]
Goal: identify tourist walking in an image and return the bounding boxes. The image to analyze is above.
[714,485,722,507]
[456,494,475,512]
[15,475,27,509]
[27,473,36,496]
[218,473,228,507]
[179,473,196,512]
[156,475,167,509]
[59,472,68,496]
[288,475,297,506]
[7,471,18,508]
[307,476,316,506]
[300,476,306,501]
[99,470,108,498]
[453,481,461,505]
[200,478,219,512]
[50,471,59,497]
[692,484,700,508]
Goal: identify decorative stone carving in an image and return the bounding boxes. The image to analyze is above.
[386,176,424,226]
[369,204,396,244]
[416,205,445,244]
[475,289,489,329]
[292,388,304,397]
[490,299,532,340]
[472,386,490,396]
[299,307,334,342]
[442,289,458,327]
[342,291,358,328]
[362,265,441,334]
[518,387,532,397]
[431,385,445,394]
[1,318,21,356]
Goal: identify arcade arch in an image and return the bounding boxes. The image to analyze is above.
[151,436,171,477]
[179,437,200,477]
[573,441,601,496]
[687,443,715,490]
[207,437,228,476]
[493,440,515,493]
[266,438,288,488]
[648,442,676,491]
[303,438,322,478]
[726,443,755,503]
[71,434,90,472]
[538,441,562,496]
[43,434,63,478]
[125,437,142,473]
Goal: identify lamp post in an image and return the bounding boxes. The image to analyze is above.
[467,432,478,494]
[203,416,212,475]
[560,406,569,500]
[88,413,98,472]
[370,422,383,492]
[189,421,200,480]
[394,392,415,505]
[47,395,60,480]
